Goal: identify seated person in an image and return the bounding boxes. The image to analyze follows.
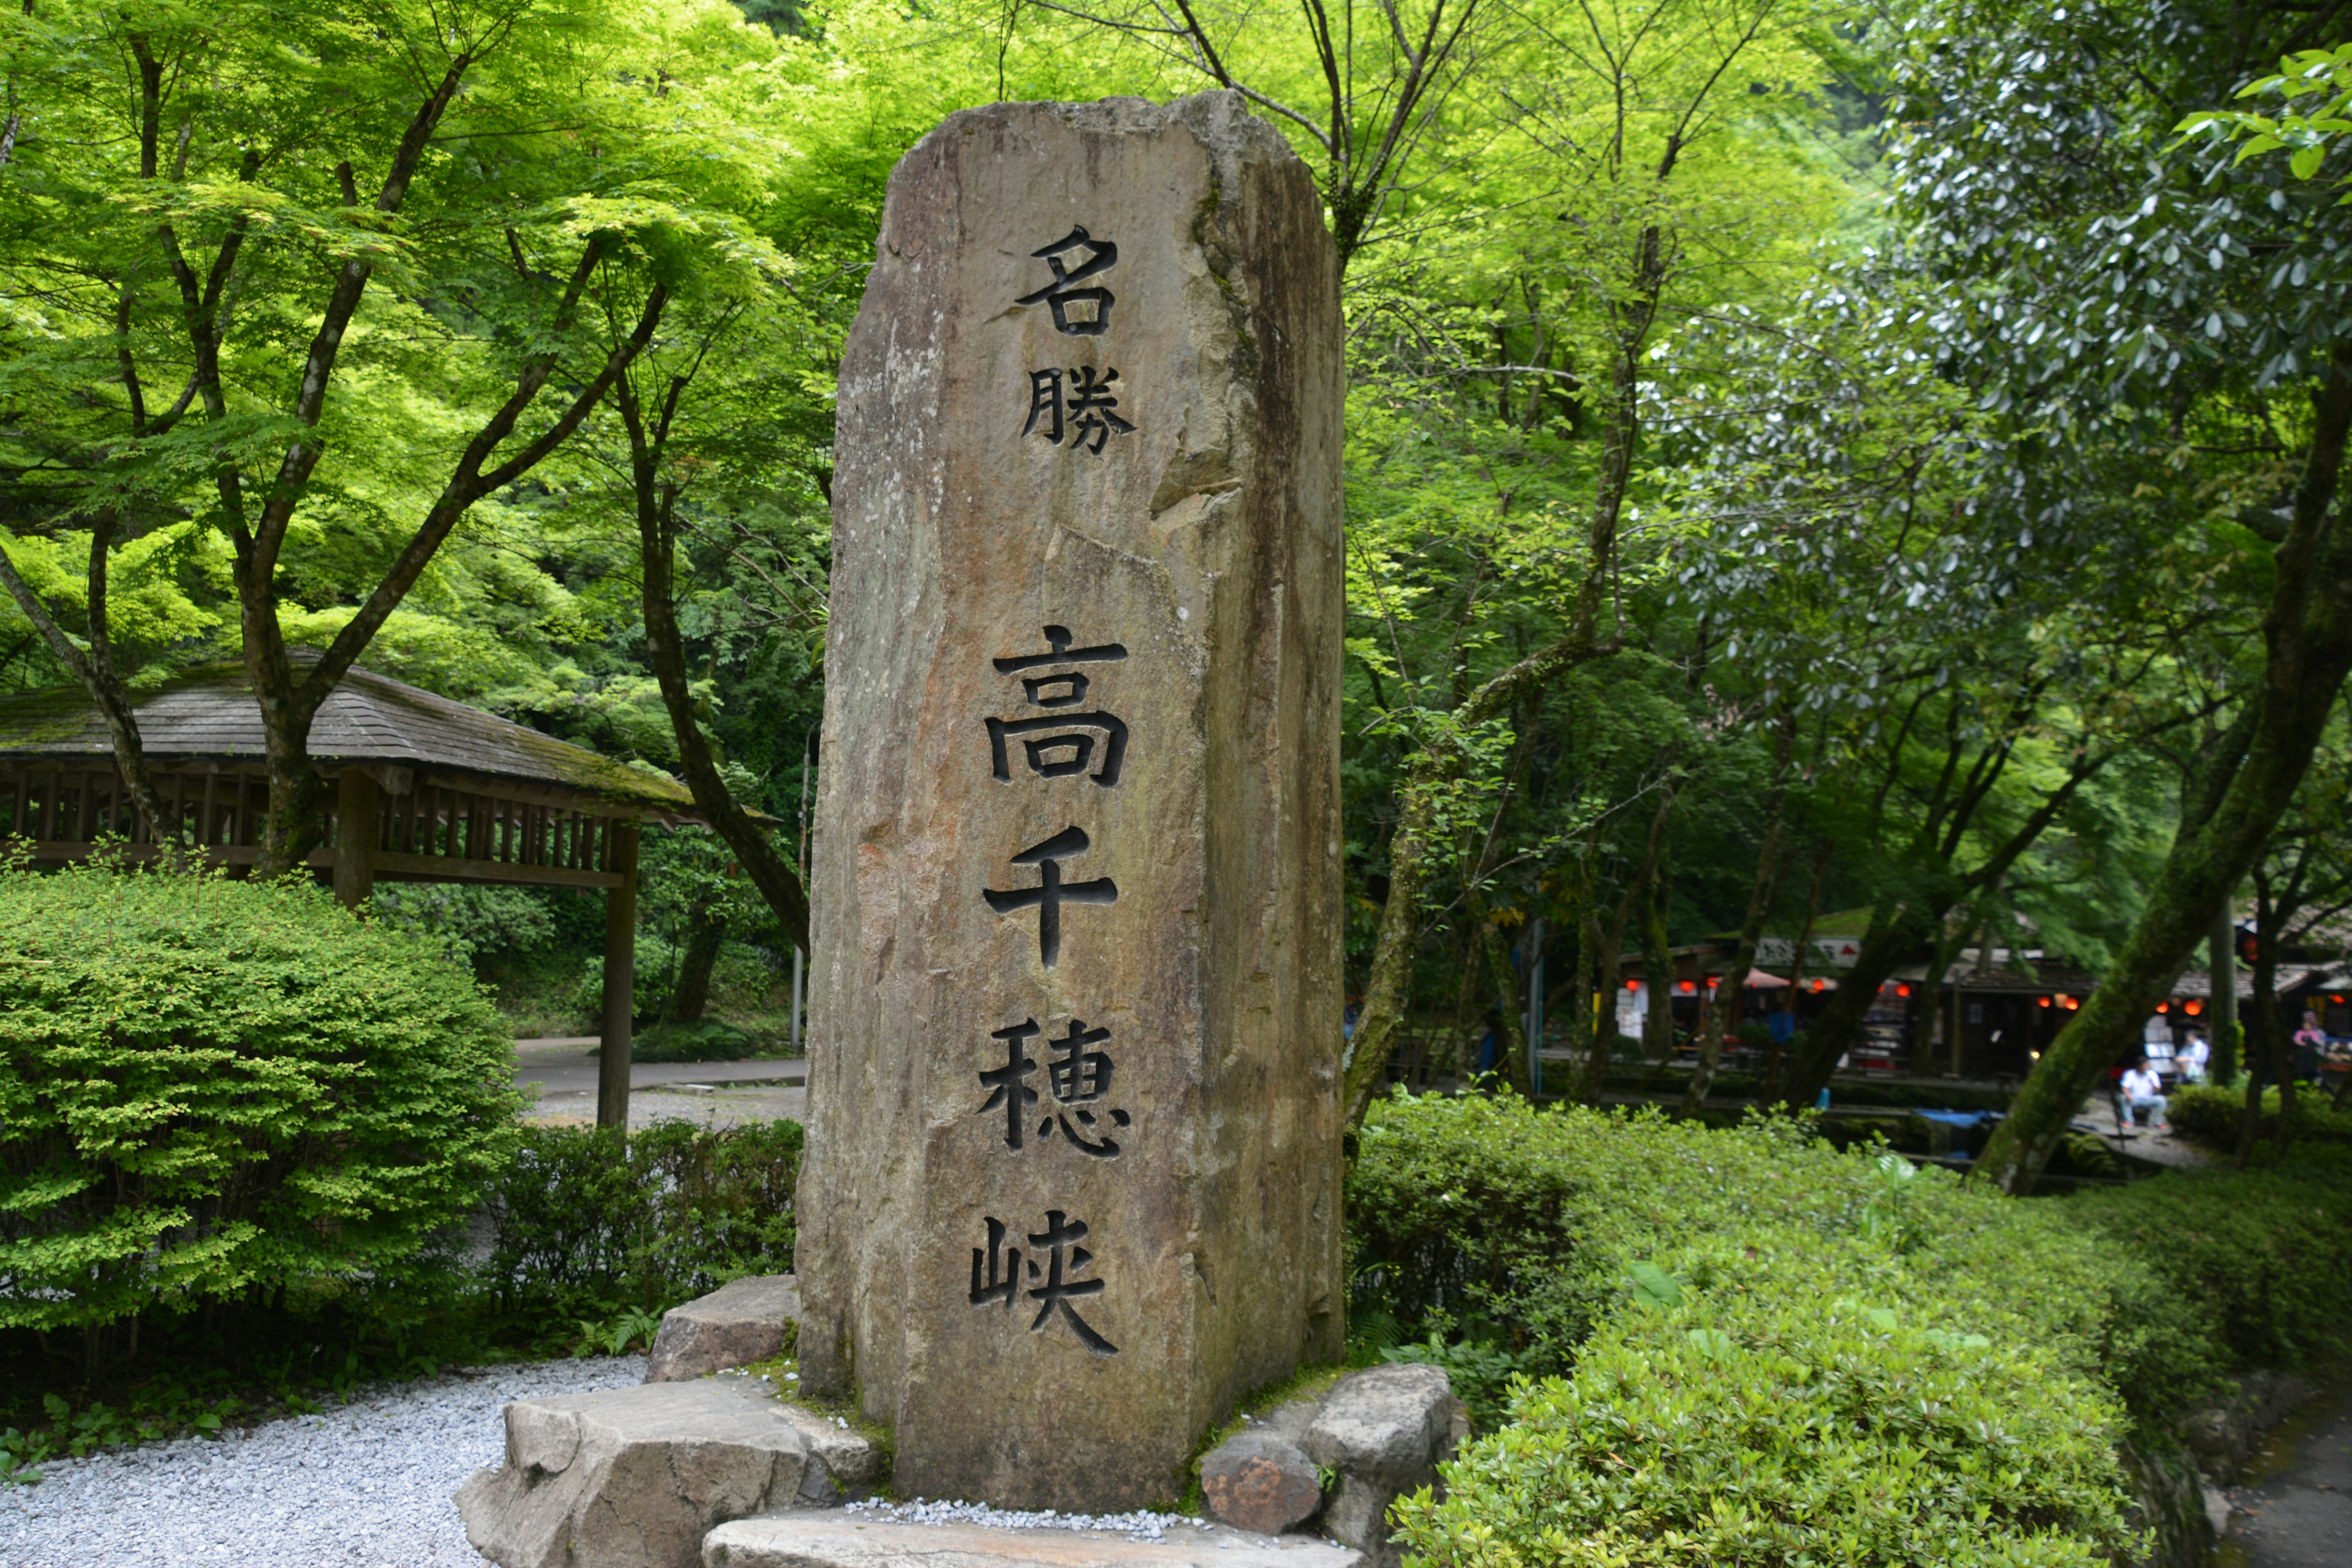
[2118,1057,2169,1134]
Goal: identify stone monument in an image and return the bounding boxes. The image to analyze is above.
[794,91,1345,1510]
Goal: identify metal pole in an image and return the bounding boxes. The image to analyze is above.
[597,821,641,1134]
[791,946,804,1053]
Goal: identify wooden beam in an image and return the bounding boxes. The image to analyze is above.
[334,771,380,908]
[599,821,641,1134]
[369,850,624,890]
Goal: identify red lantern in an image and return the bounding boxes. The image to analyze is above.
[2064,996,2079,1011]
[2038,996,2052,1009]
[1625,979,1640,991]
[1896,983,1912,998]
[2185,998,2203,1016]
[2155,1001,2169,1014]
[1678,980,1696,995]
[1811,978,1825,992]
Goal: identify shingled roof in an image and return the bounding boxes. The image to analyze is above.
[0,661,699,818]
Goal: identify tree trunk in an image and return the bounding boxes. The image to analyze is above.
[2211,900,2241,1085]
[1763,842,1831,1101]
[1641,866,1676,1066]
[617,375,812,954]
[1341,212,1670,1134]
[1681,719,1793,1116]
[1975,346,2352,1194]
[0,521,181,843]
[671,904,726,1023]
[1471,891,1532,1097]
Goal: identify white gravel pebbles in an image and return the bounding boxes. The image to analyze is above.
[0,1354,645,1568]
[845,1497,1196,1542]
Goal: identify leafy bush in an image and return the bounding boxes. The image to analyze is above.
[0,864,521,1336]
[2169,1081,2352,1152]
[478,1120,802,1317]
[372,883,562,962]
[632,1018,783,1062]
[1400,1226,2132,1568]
[572,931,680,1023]
[1355,1093,2352,1567]
[2058,1144,2352,1377]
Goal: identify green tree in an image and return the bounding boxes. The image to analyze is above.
[1862,2,2352,1192]
[0,0,793,872]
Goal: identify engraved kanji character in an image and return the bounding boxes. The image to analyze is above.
[986,625,1130,787]
[982,825,1118,967]
[1015,226,1118,335]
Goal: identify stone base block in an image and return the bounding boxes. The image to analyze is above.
[703,1516,1363,1568]
[456,1378,877,1568]
[1197,1366,1464,1567]
[648,1275,803,1382]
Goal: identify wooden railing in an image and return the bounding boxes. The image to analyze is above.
[0,764,627,888]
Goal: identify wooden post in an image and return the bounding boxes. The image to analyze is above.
[598,820,641,1133]
[333,771,380,908]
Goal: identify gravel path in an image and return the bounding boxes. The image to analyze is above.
[0,1355,645,1568]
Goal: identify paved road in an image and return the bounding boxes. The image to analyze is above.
[511,1039,805,1130]
[2225,1382,2352,1567]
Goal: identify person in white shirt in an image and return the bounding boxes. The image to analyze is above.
[2119,1057,2169,1133]
[2177,1031,2211,1085]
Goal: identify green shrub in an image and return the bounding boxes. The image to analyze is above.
[1347,1094,1890,1369]
[0,864,521,1334]
[2058,1147,2352,1377]
[632,1018,783,1062]
[2169,1081,2352,1152]
[1355,1093,2352,1566]
[1399,1226,2132,1568]
[570,931,682,1025]
[478,1120,802,1317]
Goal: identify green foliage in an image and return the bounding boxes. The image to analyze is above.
[0,864,521,1334]
[632,1018,782,1062]
[1353,1092,2352,1565]
[2168,1081,2352,1152]
[373,884,563,963]
[2178,43,2352,196]
[1399,1227,2132,1567]
[477,1120,801,1319]
[2058,1145,2352,1376]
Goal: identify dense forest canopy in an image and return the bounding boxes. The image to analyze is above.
[4,0,2349,1189]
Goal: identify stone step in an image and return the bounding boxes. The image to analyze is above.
[457,1376,881,1568]
[703,1516,1365,1568]
[647,1274,802,1382]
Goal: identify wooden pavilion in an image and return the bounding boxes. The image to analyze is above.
[0,659,712,1129]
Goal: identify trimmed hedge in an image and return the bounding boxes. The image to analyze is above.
[477,1120,802,1317]
[1351,1094,2352,1567]
[2169,1080,2352,1153]
[0,864,521,1333]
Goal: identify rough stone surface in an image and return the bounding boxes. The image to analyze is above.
[647,1275,804,1382]
[1300,1366,1466,1568]
[704,1515,1362,1568]
[455,1379,872,1568]
[1200,1432,1324,1536]
[797,89,1346,1511]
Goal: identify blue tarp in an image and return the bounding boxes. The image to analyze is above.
[1912,1108,2002,1129]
